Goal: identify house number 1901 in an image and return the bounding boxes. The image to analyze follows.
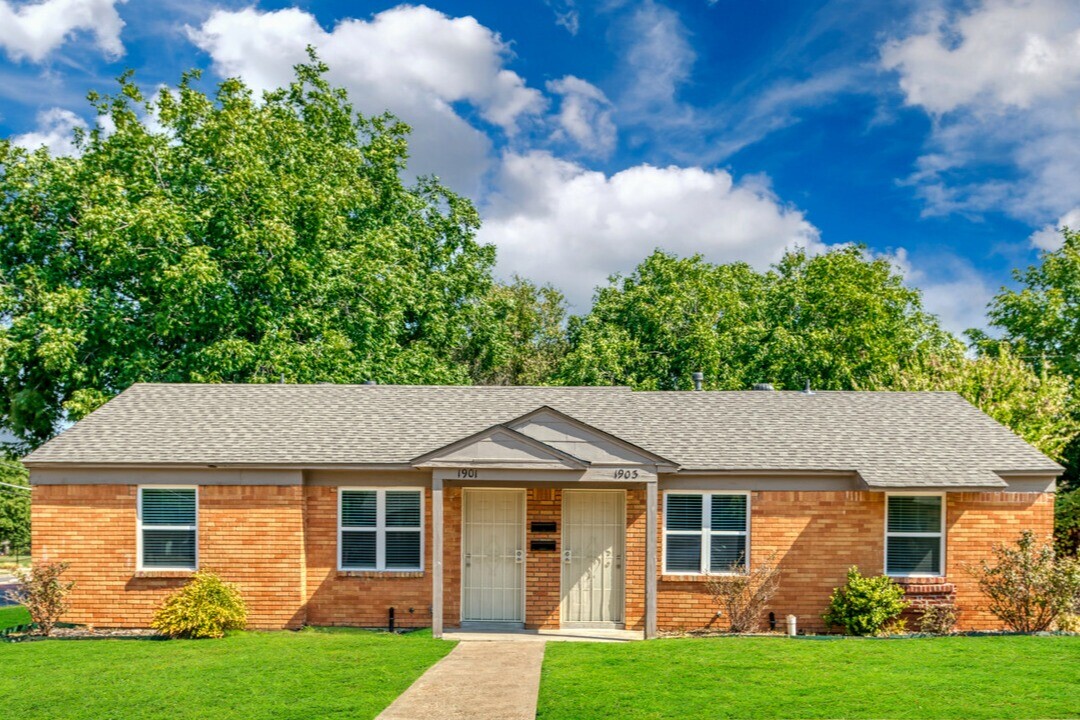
[456,468,478,479]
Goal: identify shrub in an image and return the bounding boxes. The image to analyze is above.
[970,530,1080,633]
[151,571,247,639]
[823,566,908,636]
[917,604,958,635]
[6,561,74,636]
[705,552,781,633]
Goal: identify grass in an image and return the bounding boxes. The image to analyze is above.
[539,635,1080,719]
[0,604,31,630]
[0,627,454,719]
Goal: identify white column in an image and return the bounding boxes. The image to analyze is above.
[645,480,658,639]
[432,476,444,638]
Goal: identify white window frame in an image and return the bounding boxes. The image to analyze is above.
[137,485,198,572]
[662,490,751,576]
[885,491,946,578]
[338,487,425,572]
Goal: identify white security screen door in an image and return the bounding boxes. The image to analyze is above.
[561,490,625,626]
[462,489,526,623]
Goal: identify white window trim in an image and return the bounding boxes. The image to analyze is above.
[137,485,198,572]
[338,487,425,572]
[662,490,751,576]
[885,491,946,578]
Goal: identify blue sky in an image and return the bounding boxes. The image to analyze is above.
[3,0,1080,334]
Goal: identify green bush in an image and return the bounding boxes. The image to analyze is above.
[916,604,959,635]
[823,566,909,636]
[151,571,247,639]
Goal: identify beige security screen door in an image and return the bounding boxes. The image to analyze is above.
[562,490,625,626]
[462,489,526,623]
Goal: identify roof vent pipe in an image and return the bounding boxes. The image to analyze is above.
[363,380,377,385]
[803,380,814,395]
[752,383,775,391]
[691,372,704,391]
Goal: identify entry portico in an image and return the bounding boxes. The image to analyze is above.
[412,406,674,637]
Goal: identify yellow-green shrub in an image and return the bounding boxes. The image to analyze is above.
[151,571,247,639]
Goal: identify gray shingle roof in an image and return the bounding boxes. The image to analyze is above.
[23,383,1062,487]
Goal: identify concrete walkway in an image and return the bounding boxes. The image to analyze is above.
[377,641,545,720]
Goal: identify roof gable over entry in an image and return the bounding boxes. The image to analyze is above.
[411,406,677,473]
[508,407,677,470]
[411,425,587,470]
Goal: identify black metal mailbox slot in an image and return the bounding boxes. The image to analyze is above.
[530,521,557,533]
[530,539,557,551]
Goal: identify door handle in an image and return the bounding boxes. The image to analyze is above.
[563,550,572,564]
[465,553,471,567]
[615,553,623,569]
[515,549,524,564]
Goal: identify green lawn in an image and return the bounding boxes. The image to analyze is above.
[0,628,453,720]
[0,604,31,630]
[539,635,1080,720]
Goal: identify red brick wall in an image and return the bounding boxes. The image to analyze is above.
[655,490,1056,633]
[32,484,305,629]
[525,488,562,629]
[304,486,433,628]
[947,491,1055,630]
[625,489,647,631]
[33,482,1055,633]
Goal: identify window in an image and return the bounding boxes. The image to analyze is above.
[138,487,197,570]
[664,492,749,574]
[886,494,944,576]
[339,489,423,571]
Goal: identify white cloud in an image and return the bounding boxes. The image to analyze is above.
[0,0,125,62]
[188,5,546,196]
[881,0,1080,114]
[12,107,86,155]
[546,76,616,156]
[478,151,824,310]
[546,0,579,35]
[881,0,1080,224]
[620,1,695,116]
[1029,207,1080,249]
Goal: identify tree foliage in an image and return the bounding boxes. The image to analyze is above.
[458,276,568,386]
[0,460,30,555]
[892,345,1080,461]
[559,246,957,390]
[0,54,494,450]
[979,229,1080,378]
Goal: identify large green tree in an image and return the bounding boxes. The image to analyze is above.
[978,229,1080,378]
[974,228,1080,554]
[0,57,495,450]
[460,276,569,386]
[559,246,958,390]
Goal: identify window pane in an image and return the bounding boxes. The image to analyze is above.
[709,534,747,573]
[888,536,941,575]
[386,531,421,569]
[888,496,941,533]
[341,530,377,568]
[341,491,377,528]
[665,534,702,572]
[141,489,196,525]
[142,529,196,568]
[666,495,703,531]
[711,495,747,532]
[386,491,421,527]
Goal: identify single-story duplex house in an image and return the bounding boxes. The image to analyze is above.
[25,383,1060,636]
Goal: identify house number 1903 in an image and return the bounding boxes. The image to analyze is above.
[456,468,478,479]
[613,469,639,479]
